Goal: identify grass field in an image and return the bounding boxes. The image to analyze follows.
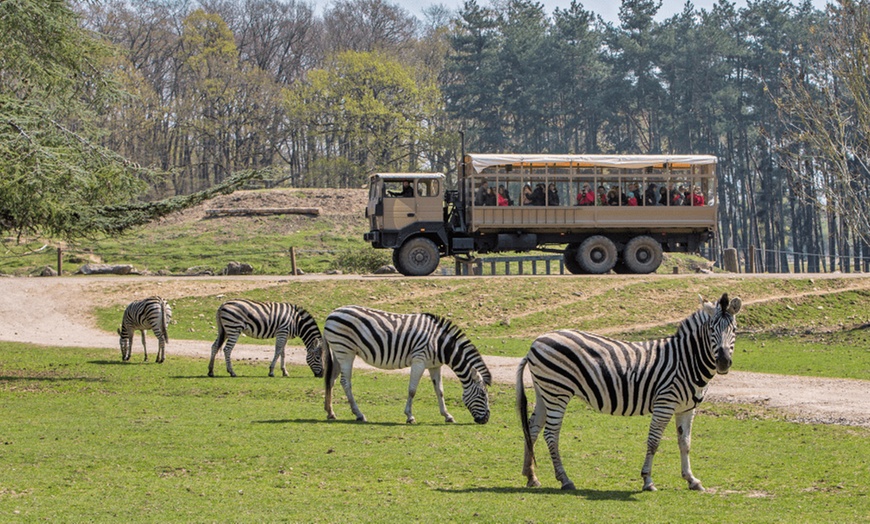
[0,344,868,523]
[92,276,870,380]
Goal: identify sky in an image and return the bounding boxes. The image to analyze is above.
[392,0,832,24]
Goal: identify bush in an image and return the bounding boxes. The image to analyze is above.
[330,245,392,274]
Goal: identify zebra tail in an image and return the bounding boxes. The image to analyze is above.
[160,299,169,342]
[516,357,536,468]
[323,336,333,396]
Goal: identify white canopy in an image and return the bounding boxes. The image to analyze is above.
[466,154,718,174]
[372,173,444,180]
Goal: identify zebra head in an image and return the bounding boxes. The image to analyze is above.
[305,338,324,378]
[701,293,742,374]
[462,368,490,424]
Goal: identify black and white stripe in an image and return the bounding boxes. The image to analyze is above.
[517,293,742,492]
[323,305,491,424]
[208,299,323,378]
[118,296,172,363]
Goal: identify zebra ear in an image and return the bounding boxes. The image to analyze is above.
[478,365,492,386]
[727,297,742,316]
[700,295,716,316]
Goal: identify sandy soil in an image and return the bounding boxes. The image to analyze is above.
[1,275,868,429]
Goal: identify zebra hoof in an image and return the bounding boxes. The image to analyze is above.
[444,415,455,423]
[561,481,576,491]
[689,481,705,491]
[208,371,214,377]
[355,415,367,422]
[268,371,275,377]
[327,413,336,420]
[526,478,541,488]
[406,417,416,424]
[229,373,237,378]
[643,483,657,492]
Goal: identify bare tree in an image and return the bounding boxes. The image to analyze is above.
[777,0,870,251]
[322,0,419,56]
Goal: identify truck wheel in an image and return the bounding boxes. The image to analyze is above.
[564,244,584,274]
[396,238,440,276]
[577,236,617,274]
[392,248,405,274]
[623,236,663,274]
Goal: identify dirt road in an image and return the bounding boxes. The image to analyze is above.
[1,275,868,428]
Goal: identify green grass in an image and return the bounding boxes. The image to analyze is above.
[0,343,867,522]
[93,276,870,380]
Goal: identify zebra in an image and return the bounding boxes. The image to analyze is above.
[516,293,742,492]
[323,305,491,424]
[208,299,323,378]
[118,296,172,363]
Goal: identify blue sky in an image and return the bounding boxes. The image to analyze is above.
[391,0,831,24]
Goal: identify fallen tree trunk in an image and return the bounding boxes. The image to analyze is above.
[205,207,321,217]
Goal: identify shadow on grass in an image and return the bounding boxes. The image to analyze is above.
[252,418,407,427]
[0,375,106,383]
[436,486,641,501]
[167,375,313,380]
[90,360,172,366]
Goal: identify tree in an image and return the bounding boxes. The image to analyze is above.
[0,0,257,240]
[777,0,870,267]
[285,50,443,184]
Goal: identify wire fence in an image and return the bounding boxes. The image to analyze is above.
[3,244,868,276]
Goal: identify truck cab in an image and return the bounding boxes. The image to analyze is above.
[364,173,449,275]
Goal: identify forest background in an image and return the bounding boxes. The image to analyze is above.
[2,0,869,274]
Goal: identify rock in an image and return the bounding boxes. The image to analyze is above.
[374,265,398,274]
[75,263,134,275]
[39,266,58,277]
[185,266,214,276]
[223,261,254,275]
[325,269,343,275]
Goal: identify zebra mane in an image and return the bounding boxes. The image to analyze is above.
[424,313,491,385]
[674,300,717,338]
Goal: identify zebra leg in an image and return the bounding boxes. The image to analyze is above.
[403,360,427,424]
[676,409,704,491]
[222,334,241,377]
[269,334,289,377]
[157,334,165,363]
[641,406,675,492]
[428,366,454,423]
[541,394,575,490]
[208,334,224,377]
[338,358,366,422]
[140,331,148,362]
[324,352,340,420]
[523,385,548,488]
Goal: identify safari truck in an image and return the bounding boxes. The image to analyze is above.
[364,155,718,276]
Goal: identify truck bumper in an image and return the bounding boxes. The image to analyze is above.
[364,231,379,243]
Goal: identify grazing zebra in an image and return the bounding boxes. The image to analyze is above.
[118,296,172,363]
[323,305,491,424]
[516,293,742,492]
[208,299,323,378]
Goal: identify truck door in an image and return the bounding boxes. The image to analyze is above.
[382,179,417,231]
[413,178,442,223]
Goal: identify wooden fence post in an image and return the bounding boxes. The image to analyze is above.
[57,247,63,276]
[723,248,739,273]
[290,246,298,275]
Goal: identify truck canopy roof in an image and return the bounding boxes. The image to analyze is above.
[466,154,717,174]
[372,173,444,180]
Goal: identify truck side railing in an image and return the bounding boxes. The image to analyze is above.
[455,255,565,276]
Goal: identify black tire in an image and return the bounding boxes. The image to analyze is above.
[396,238,440,276]
[577,235,617,274]
[563,244,584,274]
[623,236,663,274]
[392,248,405,274]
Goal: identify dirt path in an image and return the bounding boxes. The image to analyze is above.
[1,276,868,428]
